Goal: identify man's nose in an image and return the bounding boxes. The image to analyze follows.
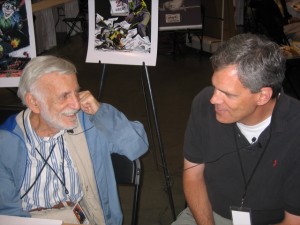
[210,89,223,105]
[70,94,81,110]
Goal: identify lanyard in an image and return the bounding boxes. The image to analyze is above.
[21,111,69,199]
[234,125,271,208]
[20,143,56,199]
[34,136,69,195]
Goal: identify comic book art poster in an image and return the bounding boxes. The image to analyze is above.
[0,0,36,87]
[86,0,158,66]
[159,0,202,31]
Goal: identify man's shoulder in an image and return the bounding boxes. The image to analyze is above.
[0,114,26,166]
[279,93,300,114]
[275,93,300,128]
[0,114,18,132]
[189,86,215,120]
[0,112,25,147]
[193,86,214,105]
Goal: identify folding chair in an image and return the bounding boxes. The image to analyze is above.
[111,153,142,225]
[62,0,88,43]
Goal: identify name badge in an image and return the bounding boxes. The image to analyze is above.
[230,206,252,225]
[73,202,90,224]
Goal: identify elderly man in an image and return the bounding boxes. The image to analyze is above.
[172,33,300,225]
[0,55,148,225]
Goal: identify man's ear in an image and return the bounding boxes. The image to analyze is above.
[257,87,273,106]
[25,93,40,113]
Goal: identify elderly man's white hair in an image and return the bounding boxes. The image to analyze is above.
[17,55,77,105]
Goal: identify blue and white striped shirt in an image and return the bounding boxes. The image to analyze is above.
[20,110,83,211]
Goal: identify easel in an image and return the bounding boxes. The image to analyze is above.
[97,61,176,221]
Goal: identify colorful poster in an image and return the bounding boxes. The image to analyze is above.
[0,0,36,87]
[86,0,158,66]
[159,0,202,31]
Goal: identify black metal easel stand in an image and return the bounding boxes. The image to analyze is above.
[97,61,176,221]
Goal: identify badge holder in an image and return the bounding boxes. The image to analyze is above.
[73,202,90,224]
[230,206,252,225]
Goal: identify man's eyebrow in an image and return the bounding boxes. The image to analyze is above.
[60,91,72,96]
[215,87,238,97]
[59,89,79,97]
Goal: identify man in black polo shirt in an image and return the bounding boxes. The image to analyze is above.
[172,33,300,225]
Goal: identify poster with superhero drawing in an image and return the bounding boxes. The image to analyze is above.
[86,0,158,66]
[0,0,36,87]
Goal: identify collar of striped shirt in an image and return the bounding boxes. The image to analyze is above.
[20,109,83,211]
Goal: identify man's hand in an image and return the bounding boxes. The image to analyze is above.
[79,91,100,115]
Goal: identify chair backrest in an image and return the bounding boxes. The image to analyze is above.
[111,153,142,225]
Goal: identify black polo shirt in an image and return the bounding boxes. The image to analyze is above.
[184,86,300,225]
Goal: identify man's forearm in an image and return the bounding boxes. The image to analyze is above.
[183,173,214,225]
[184,182,214,224]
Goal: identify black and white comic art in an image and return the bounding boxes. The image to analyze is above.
[86,0,158,66]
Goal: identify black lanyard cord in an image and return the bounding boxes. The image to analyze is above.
[20,143,56,199]
[34,136,69,195]
[61,138,67,194]
[234,125,272,208]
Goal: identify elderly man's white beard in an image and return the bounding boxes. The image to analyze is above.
[40,103,79,132]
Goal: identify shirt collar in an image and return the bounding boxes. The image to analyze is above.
[23,109,65,146]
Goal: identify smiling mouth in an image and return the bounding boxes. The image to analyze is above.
[63,111,78,120]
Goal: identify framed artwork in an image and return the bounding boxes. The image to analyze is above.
[0,0,36,87]
[86,0,158,66]
[159,0,202,31]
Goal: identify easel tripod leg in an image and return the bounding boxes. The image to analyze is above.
[98,62,106,101]
[142,62,176,220]
[140,68,159,169]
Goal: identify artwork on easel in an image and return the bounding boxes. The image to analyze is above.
[86,0,158,66]
[0,0,36,87]
[159,0,202,31]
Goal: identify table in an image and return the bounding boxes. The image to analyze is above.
[32,0,75,13]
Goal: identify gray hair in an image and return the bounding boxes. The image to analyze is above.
[17,55,77,105]
[210,33,286,98]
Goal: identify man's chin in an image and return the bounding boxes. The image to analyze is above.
[64,122,78,130]
[56,119,78,131]
[215,115,234,124]
[62,114,79,129]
